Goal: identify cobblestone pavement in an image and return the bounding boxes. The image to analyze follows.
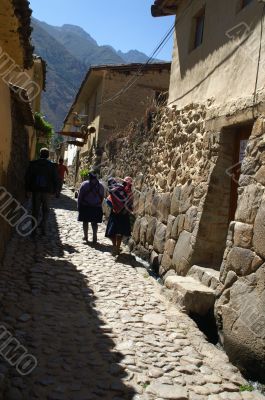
[0,188,264,400]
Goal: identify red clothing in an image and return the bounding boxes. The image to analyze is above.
[58,164,68,180]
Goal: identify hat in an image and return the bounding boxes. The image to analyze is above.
[123,176,133,185]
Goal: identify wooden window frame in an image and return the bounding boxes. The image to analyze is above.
[191,6,205,51]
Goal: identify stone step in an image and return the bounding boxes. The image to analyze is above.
[165,275,215,316]
[187,264,223,292]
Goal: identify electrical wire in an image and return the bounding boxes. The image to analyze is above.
[97,23,176,106]
[98,0,194,107]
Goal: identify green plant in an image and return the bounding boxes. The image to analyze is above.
[80,168,90,180]
[34,112,54,141]
[240,385,254,392]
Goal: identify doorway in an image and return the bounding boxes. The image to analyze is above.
[191,123,253,270]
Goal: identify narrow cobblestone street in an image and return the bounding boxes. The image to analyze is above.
[0,188,263,400]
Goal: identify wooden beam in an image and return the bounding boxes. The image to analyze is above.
[57,131,86,139]
[67,140,84,147]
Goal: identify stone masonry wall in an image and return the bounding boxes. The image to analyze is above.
[216,117,265,382]
[101,103,221,276]
[84,104,265,379]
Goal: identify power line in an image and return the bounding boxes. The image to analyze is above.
[98,24,176,106]
[98,0,194,107]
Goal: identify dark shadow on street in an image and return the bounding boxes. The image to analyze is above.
[0,192,136,400]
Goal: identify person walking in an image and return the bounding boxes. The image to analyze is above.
[56,158,68,197]
[77,172,105,244]
[25,148,58,236]
[105,177,133,256]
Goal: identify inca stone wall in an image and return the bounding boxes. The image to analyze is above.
[100,105,265,381]
[216,117,265,382]
[101,103,223,276]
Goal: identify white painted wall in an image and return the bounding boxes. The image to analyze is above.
[168,0,265,109]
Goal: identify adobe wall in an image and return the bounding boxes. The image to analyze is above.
[169,0,265,109]
[0,95,29,261]
[0,81,13,260]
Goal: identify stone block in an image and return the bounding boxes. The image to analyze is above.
[217,265,265,382]
[171,214,185,240]
[183,206,198,232]
[170,185,182,216]
[146,382,188,399]
[165,275,215,316]
[151,193,161,217]
[172,231,193,276]
[253,195,265,258]
[166,214,176,240]
[146,217,157,245]
[138,192,146,216]
[161,253,172,272]
[235,184,263,224]
[157,192,171,223]
[164,239,176,258]
[153,222,167,254]
[167,169,177,187]
[187,265,221,291]
[132,217,141,243]
[179,182,194,213]
[145,189,154,215]
[139,217,148,245]
[226,247,256,276]
[233,222,253,249]
[255,166,265,186]
[251,117,264,138]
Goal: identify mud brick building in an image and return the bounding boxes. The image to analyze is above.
[62,63,171,185]
[101,0,265,381]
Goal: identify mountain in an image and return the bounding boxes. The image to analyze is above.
[117,50,150,63]
[31,18,164,130]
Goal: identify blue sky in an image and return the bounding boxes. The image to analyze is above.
[29,0,175,61]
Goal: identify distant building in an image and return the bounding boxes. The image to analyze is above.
[62,63,171,182]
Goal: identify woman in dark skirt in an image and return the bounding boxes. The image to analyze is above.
[78,173,104,243]
[105,177,133,255]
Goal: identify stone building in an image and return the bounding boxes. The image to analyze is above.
[0,0,46,259]
[101,0,265,382]
[62,63,171,185]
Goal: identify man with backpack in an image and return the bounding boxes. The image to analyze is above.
[25,148,59,236]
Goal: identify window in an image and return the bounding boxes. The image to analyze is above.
[193,8,205,49]
[241,0,253,9]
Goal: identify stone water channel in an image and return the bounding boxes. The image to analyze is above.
[0,187,264,400]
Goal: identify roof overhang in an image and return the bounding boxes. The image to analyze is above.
[0,0,34,69]
[151,0,181,17]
